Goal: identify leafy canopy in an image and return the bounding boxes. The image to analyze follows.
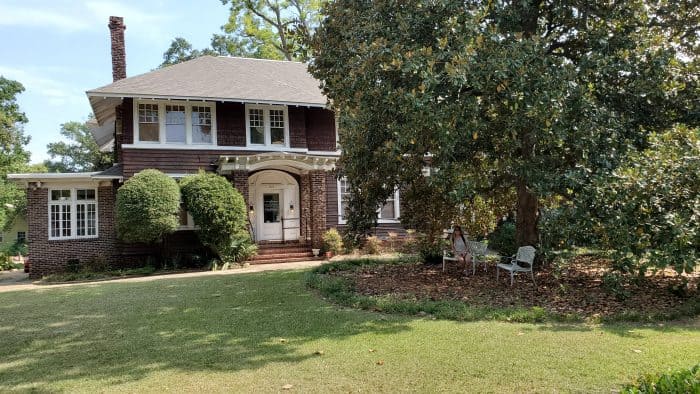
[0,76,31,230]
[116,169,180,244]
[311,0,698,244]
[44,119,113,173]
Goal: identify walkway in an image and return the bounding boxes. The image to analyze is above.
[0,260,325,293]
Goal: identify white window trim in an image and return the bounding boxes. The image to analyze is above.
[47,188,99,241]
[245,104,290,148]
[133,99,217,146]
[337,178,400,225]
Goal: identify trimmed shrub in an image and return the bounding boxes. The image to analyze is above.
[418,234,447,265]
[488,221,517,256]
[180,171,255,262]
[117,169,180,244]
[622,364,699,393]
[322,228,343,254]
[364,236,381,255]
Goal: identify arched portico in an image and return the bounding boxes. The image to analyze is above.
[248,170,299,242]
[218,152,337,247]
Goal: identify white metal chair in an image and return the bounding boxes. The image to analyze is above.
[442,250,460,272]
[467,241,489,275]
[496,246,536,286]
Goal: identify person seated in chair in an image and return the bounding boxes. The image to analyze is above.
[449,225,472,270]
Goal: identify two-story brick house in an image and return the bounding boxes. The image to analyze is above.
[10,17,403,278]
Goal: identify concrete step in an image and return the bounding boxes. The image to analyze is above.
[252,251,314,261]
[257,247,313,255]
[249,256,325,265]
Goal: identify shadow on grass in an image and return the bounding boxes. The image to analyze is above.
[0,270,410,391]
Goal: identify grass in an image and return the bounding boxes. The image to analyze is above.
[0,269,698,392]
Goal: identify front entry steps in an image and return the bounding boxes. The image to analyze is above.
[250,242,322,264]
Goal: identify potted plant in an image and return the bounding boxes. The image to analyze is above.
[322,228,343,259]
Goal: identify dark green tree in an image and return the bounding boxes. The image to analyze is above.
[311,0,698,247]
[116,169,180,244]
[44,119,113,172]
[180,171,255,262]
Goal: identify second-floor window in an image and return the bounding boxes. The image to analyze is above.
[246,104,289,147]
[135,101,216,145]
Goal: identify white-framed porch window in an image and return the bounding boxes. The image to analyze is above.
[134,100,217,145]
[245,104,289,147]
[337,178,400,224]
[48,188,98,240]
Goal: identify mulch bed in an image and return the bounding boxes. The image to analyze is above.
[332,255,699,319]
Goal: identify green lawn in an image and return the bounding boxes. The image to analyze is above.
[0,269,698,393]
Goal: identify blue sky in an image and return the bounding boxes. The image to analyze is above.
[0,0,231,163]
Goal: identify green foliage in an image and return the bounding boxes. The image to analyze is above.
[0,251,11,270]
[159,37,242,68]
[44,119,112,172]
[488,221,517,256]
[116,169,180,244]
[580,126,699,276]
[0,77,31,231]
[363,236,381,255]
[622,364,699,394]
[3,239,27,256]
[417,234,447,265]
[322,228,343,254]
[222,0,322,61]
[310,0,698,248]
[180,171,254,262]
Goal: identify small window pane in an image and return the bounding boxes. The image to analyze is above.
[51,190,71,201]
[192,106,212,144]
[270,109,285,145]
[249,108,265,144]
[263,194,280,223]
[165,105,186,143]
[138,104,160,142]
[17,232,26,242]
[77,189,96,200]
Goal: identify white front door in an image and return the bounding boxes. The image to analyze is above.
[260,192,283,240]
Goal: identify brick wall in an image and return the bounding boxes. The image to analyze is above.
[27,185,118,278]
[230,170,250,208]
[309,170,327,248]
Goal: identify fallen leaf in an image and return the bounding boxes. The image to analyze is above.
[376,360,384,365]
[517,332,525,336]
[369,349,376,353]
[314,350,324,356]
[279,339,287,343]
[632,349,642,354]
[282,384,293,390]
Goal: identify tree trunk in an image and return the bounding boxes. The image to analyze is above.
[516,180,539,247]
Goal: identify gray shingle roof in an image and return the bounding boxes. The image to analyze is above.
[87,55,326,106]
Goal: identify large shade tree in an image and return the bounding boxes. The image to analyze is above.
[0,77,31,230]
[44,119,113,173]
[310,0,698,246]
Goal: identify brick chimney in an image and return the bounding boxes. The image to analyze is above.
[108,16,126,82]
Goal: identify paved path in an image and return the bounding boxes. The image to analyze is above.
[0,260,325,293]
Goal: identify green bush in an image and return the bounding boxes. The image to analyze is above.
[622,364,699,393]
[418,234,447,265]
[488,221,517,256]
[322,228,343,254]
[180,171,255,262]
[4,240,27,256]
[116,169,180,244]
[363,236,381,255]
[0,251,12,270]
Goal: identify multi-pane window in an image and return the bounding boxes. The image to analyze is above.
[249,108,265,144]
[270,109,285,145]
[165,105,186,143]
[135,101,216,145]
[246,105,288,146]
[337,179,400,223]
[138,103,159,142]
[16,232,26,243]
[191,106,212,143]
[49,189,98,240]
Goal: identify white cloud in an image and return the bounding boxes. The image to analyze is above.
[0,66,84,107]
[0,3,91,32]
[84,0,174,43]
